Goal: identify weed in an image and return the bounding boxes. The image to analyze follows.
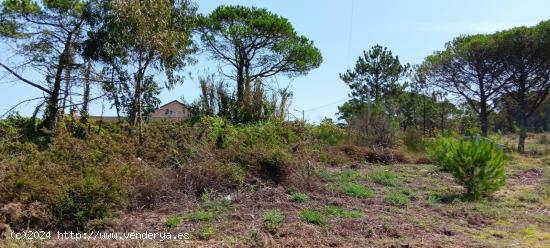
[324,205,365,219]
[290,192,308,203]
[367,168,397,186]
[186,210,213,222]
[164,214,181,228]
[262,209,285,231]
[340,182,374,198]
[195,224,216,240]
[324,205,343,216]
[384,191,410,206]
[299,209,326,225]
[335,170,361,183]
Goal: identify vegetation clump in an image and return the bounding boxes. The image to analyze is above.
[339,182,374,198]
[164,214,181,228]
[262,209,285,231]
[428,137,508,199]
[384,191,411,206]
[290,192,308,203]
[299,209,326,226]
[367,169,398,186]
[186,210,214,222]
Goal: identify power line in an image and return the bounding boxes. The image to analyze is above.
[302,97,349,112]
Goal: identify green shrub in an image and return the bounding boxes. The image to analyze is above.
[52,175,129,230]
[262,209,285,231]
[428,137,508,199]
[384,191,410,206]
[367,169,397,186]
[290,192,308,203]
[299,209,326,225]
[403,128,425,152]
[186,210,213,222]
[427,137,453,167]
[340,182,374,198]
[195,224,216,240]
[0,114,45,145]
[313,118,346,145]
[164,214,181,228]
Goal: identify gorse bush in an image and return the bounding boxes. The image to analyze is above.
[312,118,346,145]
[428,137,508,199]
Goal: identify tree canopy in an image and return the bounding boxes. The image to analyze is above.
[420,34,504,136]
[340,45,410,104]
[492,20,550,152]
[198,5,322,122]
[0,0,90,130]
[85,0,197,144]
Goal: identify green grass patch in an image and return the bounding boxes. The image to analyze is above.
[367,168,397,186]
[340,182,374,198]
[325,205,365,219]
[341,209,365,218]
[290,192,308,203]
[335,170,361,182]
[163,214,181,228]
[186,210,214,222]
[299,209,327,225]
[384,191,411,206]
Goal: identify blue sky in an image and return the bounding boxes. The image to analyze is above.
[1,0,550,122]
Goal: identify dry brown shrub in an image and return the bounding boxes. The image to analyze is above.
[415,157,433,165]
[0,202,50,231]
[365,147,410,164]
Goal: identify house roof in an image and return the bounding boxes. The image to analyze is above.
[156,100,187,109]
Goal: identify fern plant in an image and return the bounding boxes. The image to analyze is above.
[429,137,508,199]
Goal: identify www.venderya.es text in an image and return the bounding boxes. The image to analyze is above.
[10,231,190,242]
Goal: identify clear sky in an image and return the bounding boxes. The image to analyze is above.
[1,0,550,122]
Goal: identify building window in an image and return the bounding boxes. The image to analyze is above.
[165,109,174,116]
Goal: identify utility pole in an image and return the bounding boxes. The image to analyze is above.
[294,109,305,122]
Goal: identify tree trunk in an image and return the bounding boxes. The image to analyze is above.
[43,32,74,130]
[133,72,143,145]
[81,60,91,123]
[43,58,66,130]
[479,102,489,137]
[518,115,527,153]
[61,65,72,115]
